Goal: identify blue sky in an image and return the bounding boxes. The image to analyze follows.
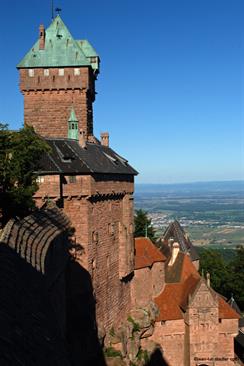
[0,0,243,183]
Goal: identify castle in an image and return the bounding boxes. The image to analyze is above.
[12,15,241,365]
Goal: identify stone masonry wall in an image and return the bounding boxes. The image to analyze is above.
[19,67,95,138]
[34,173,134,331]
[131,267,153,308]
[149,319,185,366]
[151,262,165,297]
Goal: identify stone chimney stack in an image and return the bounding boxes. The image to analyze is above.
[100,132,109,147]
[39,24,45,50]
[79,130,86,148]
[168,242,180,266]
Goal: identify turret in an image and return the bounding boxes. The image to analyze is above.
[17,16,100,141]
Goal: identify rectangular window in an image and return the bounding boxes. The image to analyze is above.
[58,68,64,76]
[28,69,34,77]
[44,69,49,76]
[74,68,80,75]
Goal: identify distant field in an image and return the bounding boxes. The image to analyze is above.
[135,181,244,248]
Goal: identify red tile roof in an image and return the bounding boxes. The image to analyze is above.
[134,237,166,270]
[154,274,200,321]
[154,250,239,321]
[218,296,240,319]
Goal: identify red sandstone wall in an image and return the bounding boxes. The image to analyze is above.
[19,67,95,138]
[131,267,153,308]
[34,173,134,330]
[151,262,165,297]
[88,196,131,330]
[186,281,238,366]
[149,320,185,366]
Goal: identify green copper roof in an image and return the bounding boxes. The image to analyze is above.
[68,107,78,140]
[17,16,99,71]
[68,107,78,122]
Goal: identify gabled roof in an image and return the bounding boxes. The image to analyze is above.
[17,16,99,71]
[154,250,240,322]
[163,220,199,261]
[39,138,138,175]
[134,237,166,270]
[154,274,200,321]
[166,252,199,283]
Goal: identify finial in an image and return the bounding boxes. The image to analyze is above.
[55,7,62,15]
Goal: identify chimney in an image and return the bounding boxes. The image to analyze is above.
[39,24,45,50]
[168,242,180,266]
[206,272,210,287]
[79,129,86,148]
[100,132,109,147]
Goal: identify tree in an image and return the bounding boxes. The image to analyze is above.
[0,124,50,226]
[199,248,228,295]
[134,209,156,242]
[226,245,244,310]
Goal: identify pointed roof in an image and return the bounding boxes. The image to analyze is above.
[166,251,200,283]
[17,16,99,71]
[134,237,166,270]
[154,251,240,321]
[227,295,242,316]
[163,220,199,261]
[68,107,78,122]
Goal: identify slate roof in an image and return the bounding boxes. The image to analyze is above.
[134,237,166,270]
[17,16,99,72]
[39,138,138,175]
[163,220,199,261]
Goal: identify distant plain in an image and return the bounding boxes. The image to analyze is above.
[134,181,244,249]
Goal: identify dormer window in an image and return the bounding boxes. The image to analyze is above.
[28,69,34,77]
[59,68,64,76]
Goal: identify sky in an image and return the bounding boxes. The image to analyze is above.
[0,0,243,184]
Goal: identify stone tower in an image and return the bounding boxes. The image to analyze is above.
[17,16,99,142]
[17,16,138,332]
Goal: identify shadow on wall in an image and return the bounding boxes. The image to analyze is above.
[145,348,170,366]
[0,236,106,365]
[66,243,106,366]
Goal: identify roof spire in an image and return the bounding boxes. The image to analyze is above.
[51,0,54,20]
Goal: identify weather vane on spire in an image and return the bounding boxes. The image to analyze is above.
[55,7,62,15]
[51,0,62,19]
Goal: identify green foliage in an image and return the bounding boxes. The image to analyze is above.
[134,209,156,242]
[127,315,140,333]
[199,246,244,310]
[109,327,115,337]
[0,124,50,225]
[104,346,122,359]
[199,248,228,292]
[136,348,149,363]
[227,245,244,309]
